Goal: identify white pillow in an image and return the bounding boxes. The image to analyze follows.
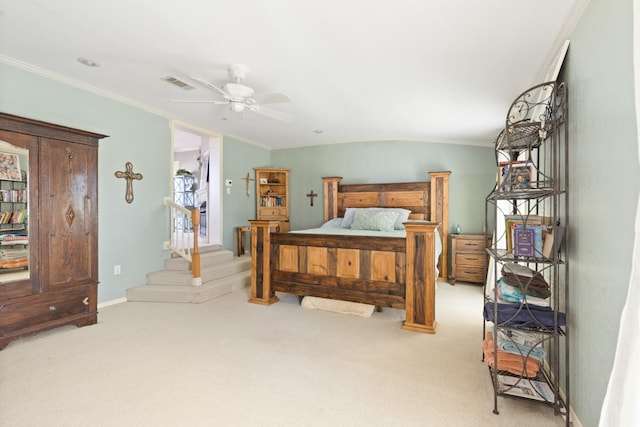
[350,209,400,232]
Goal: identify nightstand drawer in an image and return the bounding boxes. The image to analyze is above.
[455,253,485,266]
[455,266,485,283]
[455,239,485,253]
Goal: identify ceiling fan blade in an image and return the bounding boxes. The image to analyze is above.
[250,92,290,105]
[169,100,229,104]
[252,105,294,122]
[189,76,231,99]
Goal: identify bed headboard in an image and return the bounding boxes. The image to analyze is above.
[322,171,451,280]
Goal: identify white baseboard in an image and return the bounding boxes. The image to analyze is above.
[98,297,127,309]
[570,405,583,427]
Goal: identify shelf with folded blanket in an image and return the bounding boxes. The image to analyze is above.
[483,81,569,424]
[484,328,562,405]
[0,227,29,271]
[482,261,568,413]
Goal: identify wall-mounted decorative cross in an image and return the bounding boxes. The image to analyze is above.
[306,190,317,207]
[240,172,254,196]
[115,162,143,204]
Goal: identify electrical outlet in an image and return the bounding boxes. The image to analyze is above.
[114,265,121,275]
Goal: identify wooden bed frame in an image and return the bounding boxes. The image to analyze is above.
[249,171,450,333]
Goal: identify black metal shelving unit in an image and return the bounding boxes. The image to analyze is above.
[483,81,570,426]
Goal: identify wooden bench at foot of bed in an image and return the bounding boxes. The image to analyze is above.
[248,219,440,334]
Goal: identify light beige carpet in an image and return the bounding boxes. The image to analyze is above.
[0,283,569,427]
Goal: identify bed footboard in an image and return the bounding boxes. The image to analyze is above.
[249,220,439,333]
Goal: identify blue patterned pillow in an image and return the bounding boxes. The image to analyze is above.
[350,209,400,232]
[320,218,344,229]
[370,208,411,229]
[341,208,357,228]
[342,207,410,229]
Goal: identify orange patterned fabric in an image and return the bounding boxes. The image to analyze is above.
[483,331,540,378]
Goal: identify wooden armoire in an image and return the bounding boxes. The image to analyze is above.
[0,113,107,350]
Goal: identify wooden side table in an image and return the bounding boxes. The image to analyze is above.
[236,226,249,256]
[450,233,489,285]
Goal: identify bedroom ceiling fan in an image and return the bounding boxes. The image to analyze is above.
[171,64,293,122]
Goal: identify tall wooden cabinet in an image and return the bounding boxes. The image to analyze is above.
[254,167,290,232]
[0,113,106,350]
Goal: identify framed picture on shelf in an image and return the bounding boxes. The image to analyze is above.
[504,162,536,191]
[0,152,22,181]
[259,178,268,184]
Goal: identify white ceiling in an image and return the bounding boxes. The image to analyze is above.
[0,0,587,150]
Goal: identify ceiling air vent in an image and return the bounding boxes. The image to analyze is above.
[163,76,195,90]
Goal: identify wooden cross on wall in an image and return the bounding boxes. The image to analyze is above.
[240,172,254,196]
[306,190,317,206]
[114,162,143,204]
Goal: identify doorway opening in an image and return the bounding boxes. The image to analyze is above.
[171,121,222,247]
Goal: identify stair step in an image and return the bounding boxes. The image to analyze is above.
[149,255,251,286]
[164,249,235,271]
[127,270,251,304]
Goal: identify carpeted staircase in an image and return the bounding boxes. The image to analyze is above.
[127,246,252,303]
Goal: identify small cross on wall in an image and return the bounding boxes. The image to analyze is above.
[240,172,254,196]
[306,190,317,207]
[114,162,143,204]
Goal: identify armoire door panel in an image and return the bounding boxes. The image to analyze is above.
[40,138,98,291]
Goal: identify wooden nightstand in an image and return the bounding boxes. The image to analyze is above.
[450,234,489,285]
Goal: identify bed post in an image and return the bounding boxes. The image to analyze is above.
[429,171,450,281]
[248,220,280,305]
[403,221,439,334]
[322,177,342,221]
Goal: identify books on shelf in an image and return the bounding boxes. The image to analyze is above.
[0,210,27,225]
[497,374,555,402]
[260,194,284,207]
[541,225,566,259]
[513,227,535,257]
[504,215,549,257]
[0,188,28,203]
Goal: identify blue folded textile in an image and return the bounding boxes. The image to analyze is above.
[484,301,566,330]
[497,340,546,361]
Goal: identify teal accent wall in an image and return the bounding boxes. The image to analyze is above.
[0,62,172,302]
[222,136,269,253]
[0,62,270,302]
[271,140,496,234]
[564,0,638,425]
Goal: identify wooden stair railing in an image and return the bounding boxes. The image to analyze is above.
[163,197,201,286]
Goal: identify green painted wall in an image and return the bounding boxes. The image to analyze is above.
[271,140,496,235]
[222,136,270,253]
[564,0,639,425]
[0,62,171,303]
[0,62,270,303]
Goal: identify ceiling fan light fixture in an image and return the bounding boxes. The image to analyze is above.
[224,82,254,98]
[230,102,245,113]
